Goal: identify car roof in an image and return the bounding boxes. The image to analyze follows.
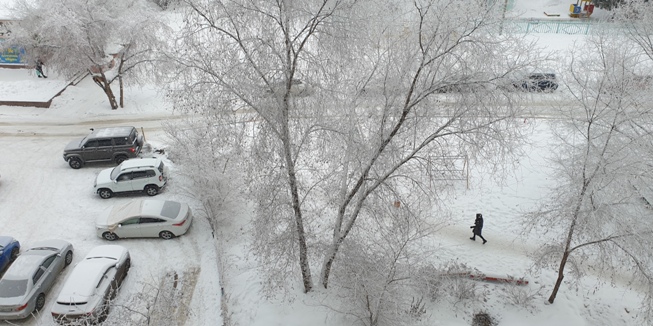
[85,245,128,260]
[118,158,161,171]
[89,127,135,139]
[56,259,117,303]
[3,255,46,280]
[106,200,182,225]
[0,236,14,248]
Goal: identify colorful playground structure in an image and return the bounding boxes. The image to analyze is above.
[569,0,595,18]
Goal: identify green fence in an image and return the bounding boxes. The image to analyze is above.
[503,20,593,35]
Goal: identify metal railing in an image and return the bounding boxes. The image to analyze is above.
[502,19,593,35]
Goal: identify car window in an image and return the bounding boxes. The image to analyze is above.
[114,137,127,145]
[140,217,165,224]
[33,268,45,284]
[117,173,132,182]
[158,162,164,174]
[84,140,98,148]
[132,171,148,179]
[41,255,56,269]
[0,279,28,298]
[121,218,140,226]
[98,139,113,147]
[145,170,156,178]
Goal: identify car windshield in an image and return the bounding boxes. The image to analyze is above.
[110,166,121,180]
[0,279,28,298]
[160,201,181,219]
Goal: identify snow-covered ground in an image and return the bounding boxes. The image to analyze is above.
[0,74,221,325]
[0,1,646,326]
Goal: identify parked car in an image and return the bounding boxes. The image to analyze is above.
[94,157,167,199]
[513,73,558,92]
[267,78,310,96]
[51,245,130,324]
[0,236,20,273]
[96,199,193,241]
[0,240,73,320]
[63,126,144,169]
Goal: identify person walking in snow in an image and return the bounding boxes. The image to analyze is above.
[470,213,487,244]
[35,60,47,78]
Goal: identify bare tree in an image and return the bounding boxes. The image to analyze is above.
[165,0,545,296]
[524,33,653,322]
[6,0,169,109]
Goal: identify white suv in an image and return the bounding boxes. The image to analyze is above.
[94,158,167,199]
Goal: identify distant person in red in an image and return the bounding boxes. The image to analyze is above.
[470,213,487,244]
[35,60,47,78]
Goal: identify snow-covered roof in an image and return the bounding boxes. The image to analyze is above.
[85,245,127,260]
[90,126,134,139]
[0,235,14,248]
[119,157,161,170]
[3,254,43,279]
[56,259,116,304]
[28,239,69,253]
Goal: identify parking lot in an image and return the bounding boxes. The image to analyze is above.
[0,120,221,325]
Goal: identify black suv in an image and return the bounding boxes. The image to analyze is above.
[514,73,558,92]
[63,127,144,169]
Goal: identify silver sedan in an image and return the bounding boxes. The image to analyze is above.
[51,245,130,324]
[96,199,193,241]
[0,240,73,320]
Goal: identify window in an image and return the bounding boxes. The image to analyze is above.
[140,217,165,224]
[117,173,132,182]
[114,137,127,145]
[84,140,98,148]
[131,171,148,179]
[42,255,56,269]
[0,279,28,298]
[145,170,156,178]
[121,218,140,225]
[98,139,113,147]
[33,269,45,284]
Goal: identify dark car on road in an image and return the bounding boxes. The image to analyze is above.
[514,73,558,92]
[63,127,144,169]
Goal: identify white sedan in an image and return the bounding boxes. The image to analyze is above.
[95,199,193,241]
[51,245,130,324]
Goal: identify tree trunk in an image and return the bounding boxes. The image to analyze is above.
[320,237,342,288]
[280,100,312,292]
[119,75,124,108]
[92,74,118,110]
[548,250,570,303]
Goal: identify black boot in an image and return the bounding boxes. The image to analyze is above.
[470,237,475,241]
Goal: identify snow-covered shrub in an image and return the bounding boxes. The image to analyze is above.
[498,282,544,312]
[471,311,498,326]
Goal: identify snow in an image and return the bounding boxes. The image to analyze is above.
[56,259,116,302]
[0,1,647,326]
[0,68,69,102]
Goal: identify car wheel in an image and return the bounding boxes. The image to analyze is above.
[115,155,128,165]
[103,232,118,241]
[144,185,159,196]
[64,250,73,267]
[98,189,113,199]
[159,231,174,240]
[35,293,45,311]
[10,247,19,261]
[68,157,83,169]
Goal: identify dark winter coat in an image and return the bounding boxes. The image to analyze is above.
[472,215,484,235]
